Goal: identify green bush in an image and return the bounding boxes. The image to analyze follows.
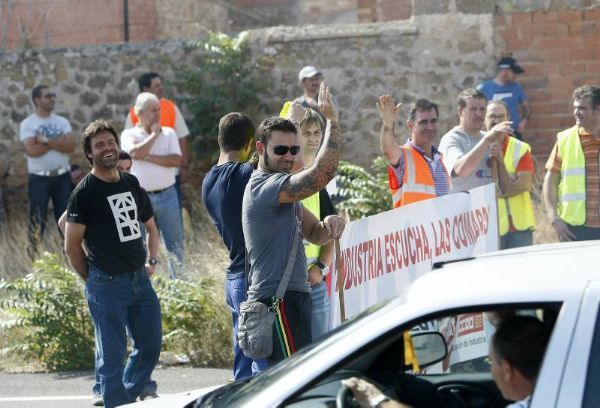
[0,253,232,371]
[0,253,94,371]
[175,32,269,163]
[337,157,393,219]
[153,275,232,368]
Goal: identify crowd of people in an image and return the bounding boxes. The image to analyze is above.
[9,55,600,407]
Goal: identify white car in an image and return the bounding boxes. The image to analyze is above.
[126,241,600,407]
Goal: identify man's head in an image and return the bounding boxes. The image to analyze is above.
[485,100,511,132]
[299,65,323,98]
[32,85,56,113]
[572,85,600,131]
[406,99,439,148]
[255,117,299,174]
[299,108,325,158]
[495,57,524,85]
[457,88,488,133]
[82,119,120,168]
[118,150,132,173]
[138,72,163,99]
[218,112,255,160]
[489,316,551,402]
[134,92,161,127]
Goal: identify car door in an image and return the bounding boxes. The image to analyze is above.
[555,281,600,407]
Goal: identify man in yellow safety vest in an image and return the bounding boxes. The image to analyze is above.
[543,85,600,242]
[485,100,535,249]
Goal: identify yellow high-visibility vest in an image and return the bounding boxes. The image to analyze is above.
[498,137,536,235]
[556,126,586,226]
[302,192,321,259]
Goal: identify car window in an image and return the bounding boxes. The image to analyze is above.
[408,308,549,374]
[583,304,600,406]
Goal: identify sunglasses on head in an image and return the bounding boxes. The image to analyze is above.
[270,144,301,156]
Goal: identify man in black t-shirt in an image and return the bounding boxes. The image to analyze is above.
[64,120,162,408]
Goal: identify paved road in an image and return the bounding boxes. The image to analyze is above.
[0,367,231,408]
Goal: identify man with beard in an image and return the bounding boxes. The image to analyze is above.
[242,83,346,366]
[64,120,162,408]
[377,95,450,208]
[439,88,513,194]
[543,85,600,242]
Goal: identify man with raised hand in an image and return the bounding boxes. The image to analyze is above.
[543,85,600,242]
[439,88,513,194]
[64,120,161,408]
[484,100,535,249]
[378,95,450,208]
[242,83,345,366]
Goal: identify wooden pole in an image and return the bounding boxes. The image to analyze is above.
[334,238,346,322]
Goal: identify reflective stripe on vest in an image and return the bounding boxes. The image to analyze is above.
[388,145,440,208]
[301,192,321,259]
[129,98,177,128]
[557,125,586,226]
[497,137,536,235]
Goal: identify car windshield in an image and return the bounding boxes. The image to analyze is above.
[198,293,408,406]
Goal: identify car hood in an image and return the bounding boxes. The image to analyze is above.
[120,385,222,407]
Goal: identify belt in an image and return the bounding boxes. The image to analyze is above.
[146,186,172,195]
[32,168,68,177]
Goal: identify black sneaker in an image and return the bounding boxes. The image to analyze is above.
[139,392,159,401]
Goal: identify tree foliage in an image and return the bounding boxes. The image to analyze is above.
[336,157,393,219]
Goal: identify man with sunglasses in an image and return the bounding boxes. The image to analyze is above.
[20,84,76,256]
[242,83,346,366]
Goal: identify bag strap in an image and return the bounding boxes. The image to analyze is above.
[274,204,301,300]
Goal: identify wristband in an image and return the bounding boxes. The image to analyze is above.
[370,393,390,408]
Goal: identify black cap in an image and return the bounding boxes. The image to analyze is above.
[497,56,524,74]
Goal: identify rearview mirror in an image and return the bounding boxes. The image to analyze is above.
[411,331,447,368]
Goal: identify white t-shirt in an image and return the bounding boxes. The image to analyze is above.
[438,126,493,193]
[120,126,182,192]
[19,113,72,173]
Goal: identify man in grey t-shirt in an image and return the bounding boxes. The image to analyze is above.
[242,83,345,366]
[20,85,75,256]
[439,88,512,194]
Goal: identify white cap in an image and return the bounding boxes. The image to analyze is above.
[298,65,321,81]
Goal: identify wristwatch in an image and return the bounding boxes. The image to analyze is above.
[314,261,330,276]
[370,393,390,408]
[148,257,159,265]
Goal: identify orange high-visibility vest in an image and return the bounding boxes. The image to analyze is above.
[388,145,448,208]
[129,98,177,128]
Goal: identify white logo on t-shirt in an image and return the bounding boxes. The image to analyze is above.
[492,92,513,101]
[107,192,141,242]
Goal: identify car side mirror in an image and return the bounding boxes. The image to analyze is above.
[411,331,447,368]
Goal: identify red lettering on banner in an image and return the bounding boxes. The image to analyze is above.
[457,313,484,336]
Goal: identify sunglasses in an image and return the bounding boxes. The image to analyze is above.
[270,144,301,156]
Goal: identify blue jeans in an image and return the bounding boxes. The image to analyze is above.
[27,172,72,247]
[310,281,330,341]
[85,264,162,408]
[225,272,267,379]
[500,230,533,250]
[147,185,184,278]
[568,225,600,241]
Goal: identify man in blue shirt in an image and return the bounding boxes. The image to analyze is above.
[201,112,267,379]
[477,57,530,141]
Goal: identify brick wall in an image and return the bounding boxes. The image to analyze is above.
[0,0,157,50]
[495,8,600,159]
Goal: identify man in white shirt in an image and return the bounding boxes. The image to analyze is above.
[121,92,184,278]
[20,84,76,255]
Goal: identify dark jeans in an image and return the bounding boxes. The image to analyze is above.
[500,230,533,250]
[262,291,312,367]
[28,172,72,248]
[85,264,162,408]
[225,272,268,379]
[567,225,600,241]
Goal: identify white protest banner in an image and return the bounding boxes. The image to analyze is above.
[329,183,498,328]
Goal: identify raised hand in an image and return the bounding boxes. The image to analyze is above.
[150,121,162,135]
[376,94,402,126]
[484,121,512,144]
[287,101,307,124]
[317,81,339,122]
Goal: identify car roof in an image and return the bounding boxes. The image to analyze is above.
[406,240,600,309]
